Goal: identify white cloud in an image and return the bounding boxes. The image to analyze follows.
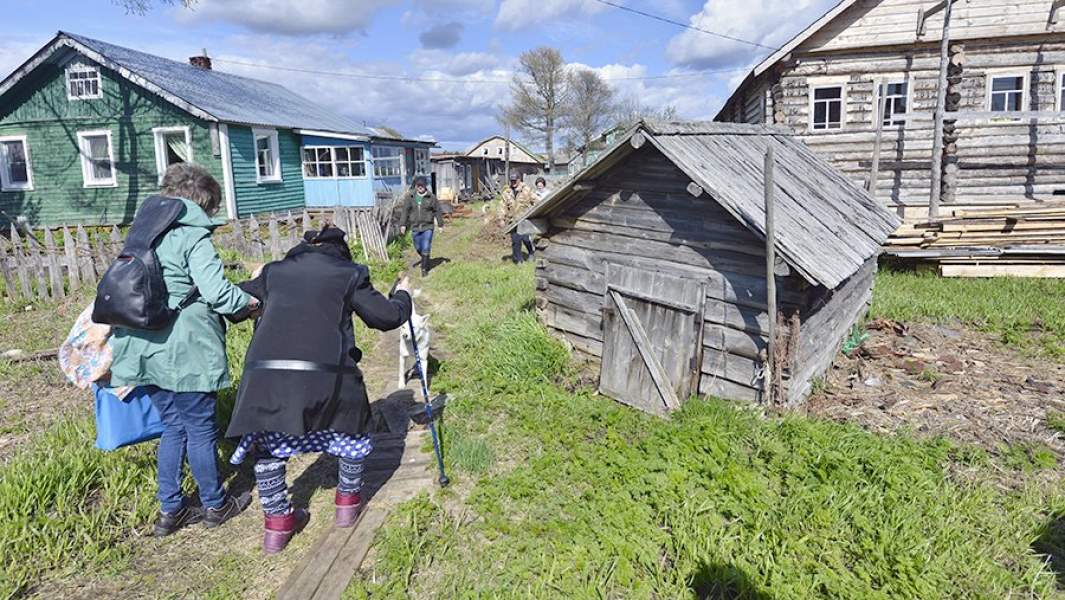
[409,49,505,76]
[666,0,837,69]
[183,0,399,35]
[495,0,605,30]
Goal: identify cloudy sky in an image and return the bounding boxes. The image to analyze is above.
[1,0,839,150]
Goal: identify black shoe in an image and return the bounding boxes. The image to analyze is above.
[421,254,431,277]
[154,504,204,537]
[204,492,252,529]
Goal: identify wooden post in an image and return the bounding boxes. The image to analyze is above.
[504,122,511,186]
[44,228,64,299]
[763,142,777,405]
[249,216,265,261]
[11,225,32,301]
[63,226,80,291]
[27,227,49,301]
[928,0,955,217]
[867,82,888,196]
[0,238,16,302]
[76,226,96,280]
[268,216,281,261]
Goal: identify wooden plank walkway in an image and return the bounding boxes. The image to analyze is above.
[276,428,435,600]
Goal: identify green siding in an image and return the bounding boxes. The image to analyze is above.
[228,125,305,217]
[0,51,224,226]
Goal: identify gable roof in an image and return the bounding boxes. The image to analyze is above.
[519,120,900,289]
[0,32,373,136]
[464,135,543,164]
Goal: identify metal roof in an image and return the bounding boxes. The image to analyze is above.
[521,120,901,289]
[0,32,374,136]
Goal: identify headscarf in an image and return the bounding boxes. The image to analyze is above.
[285,225,352,262]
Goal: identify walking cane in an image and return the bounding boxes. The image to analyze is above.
[398,286,450,487]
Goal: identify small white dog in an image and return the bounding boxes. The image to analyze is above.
[399,290,431,388]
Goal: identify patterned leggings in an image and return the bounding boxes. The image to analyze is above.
[254,456,365,516]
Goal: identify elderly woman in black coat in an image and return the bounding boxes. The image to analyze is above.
[227,225,412,554]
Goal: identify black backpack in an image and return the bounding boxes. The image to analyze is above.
[92,196,197,330]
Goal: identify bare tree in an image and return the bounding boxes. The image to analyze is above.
[564,69,615,167]
[113,0,196,14]
[502,47,568,170]
[613,94,678,128]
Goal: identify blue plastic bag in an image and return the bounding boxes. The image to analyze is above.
[93,384,165,451]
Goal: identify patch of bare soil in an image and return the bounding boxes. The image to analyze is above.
[808,318,1065,461]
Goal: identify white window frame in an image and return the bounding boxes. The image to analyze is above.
[152,126,192,183]
[373,146,405,178]
[301,145,368,179]
[0,135,34,192]
[807,76,848,132]
[873,78,911,127]
[253,128,282,184]
[77,129,117,188]
[414,148,430,176]
[1055,68,1065,112]
[65,61,102,101]
[986,71,1028,113]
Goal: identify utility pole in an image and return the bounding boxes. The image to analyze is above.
[867,84,888,197]
[763,142,777,406]
[928,0,955,217]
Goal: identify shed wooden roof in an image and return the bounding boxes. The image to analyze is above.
[521,120,900,289]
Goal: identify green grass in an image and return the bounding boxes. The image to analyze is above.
[0,419,158,599]
[347,221,1065,599]
[872,266,1065,358]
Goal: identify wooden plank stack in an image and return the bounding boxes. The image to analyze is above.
[884,201,1065,277]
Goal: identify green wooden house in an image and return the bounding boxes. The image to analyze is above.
[0,31,427,226]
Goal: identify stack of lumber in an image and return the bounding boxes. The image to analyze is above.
[884,202,1065,277]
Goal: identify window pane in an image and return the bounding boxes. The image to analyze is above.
[337,163,350,177]
[318,163,333,177]
[303,148,316,162]
[256,136,270,152]
[304,162,316,177]
[92,160,112,180]
[828,101,841,124]
[334,147,349,162]
[350,147,364,161]
[992,76,1022,92]
[1008,91,1023,111]
[3,141,25,163]
[813,102,827,124]
[991,94,1006,111]
[10,163,28,183]
[814,87,841,100]
[88,136,109,160]
[351,162,365,177]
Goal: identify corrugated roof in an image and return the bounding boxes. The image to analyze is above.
[522,120,900,289]
[19,32,375,135]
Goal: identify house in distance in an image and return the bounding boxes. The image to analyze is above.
[0,31,434,226]
[517,121,899,413]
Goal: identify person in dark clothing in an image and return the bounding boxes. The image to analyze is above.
[227,225,413,554]
[398,176,443,276]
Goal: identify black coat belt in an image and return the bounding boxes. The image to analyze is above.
[247,360,360,375]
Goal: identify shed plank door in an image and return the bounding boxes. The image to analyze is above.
[599,265,705,415]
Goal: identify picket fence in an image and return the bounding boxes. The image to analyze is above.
[0,206,391,303]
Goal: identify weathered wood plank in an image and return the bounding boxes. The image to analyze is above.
[62,227,80,291]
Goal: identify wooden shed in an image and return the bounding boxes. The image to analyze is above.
[517,121,900,414]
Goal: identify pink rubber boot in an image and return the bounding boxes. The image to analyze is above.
[335,490,363,528]
[263,509,309,555]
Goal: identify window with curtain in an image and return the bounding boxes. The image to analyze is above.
[153,128,191,180]
[254,129,281,182]
[0,137,32,191]
[77,130,115,187]
[373,146,403,177]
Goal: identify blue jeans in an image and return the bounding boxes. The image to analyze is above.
[146,386,225,513]
[412,229,433,256]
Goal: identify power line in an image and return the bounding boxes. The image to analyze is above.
[211,57,749,83]
[591,0,780,51]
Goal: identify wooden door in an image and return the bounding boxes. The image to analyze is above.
[599,265,706,415]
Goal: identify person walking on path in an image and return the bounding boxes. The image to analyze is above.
[109,164,258,537]
[227,225,413,554]
[499,172,539,263]
[398,176,443,277]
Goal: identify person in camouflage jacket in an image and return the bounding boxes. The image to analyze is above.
[498,173,539,263]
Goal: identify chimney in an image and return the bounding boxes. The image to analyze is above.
[189,49,211,70]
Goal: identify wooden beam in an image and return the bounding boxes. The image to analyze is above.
[867,84,887,195]
[928,0,956,217]
[764,143,777,406]
[686,182,704,197]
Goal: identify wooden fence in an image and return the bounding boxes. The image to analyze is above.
[0,206,391,303]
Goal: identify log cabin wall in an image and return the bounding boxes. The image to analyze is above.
[718,0,1065,212]
[534,146,810,404]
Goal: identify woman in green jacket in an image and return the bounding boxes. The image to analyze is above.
[110,163,258,537]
